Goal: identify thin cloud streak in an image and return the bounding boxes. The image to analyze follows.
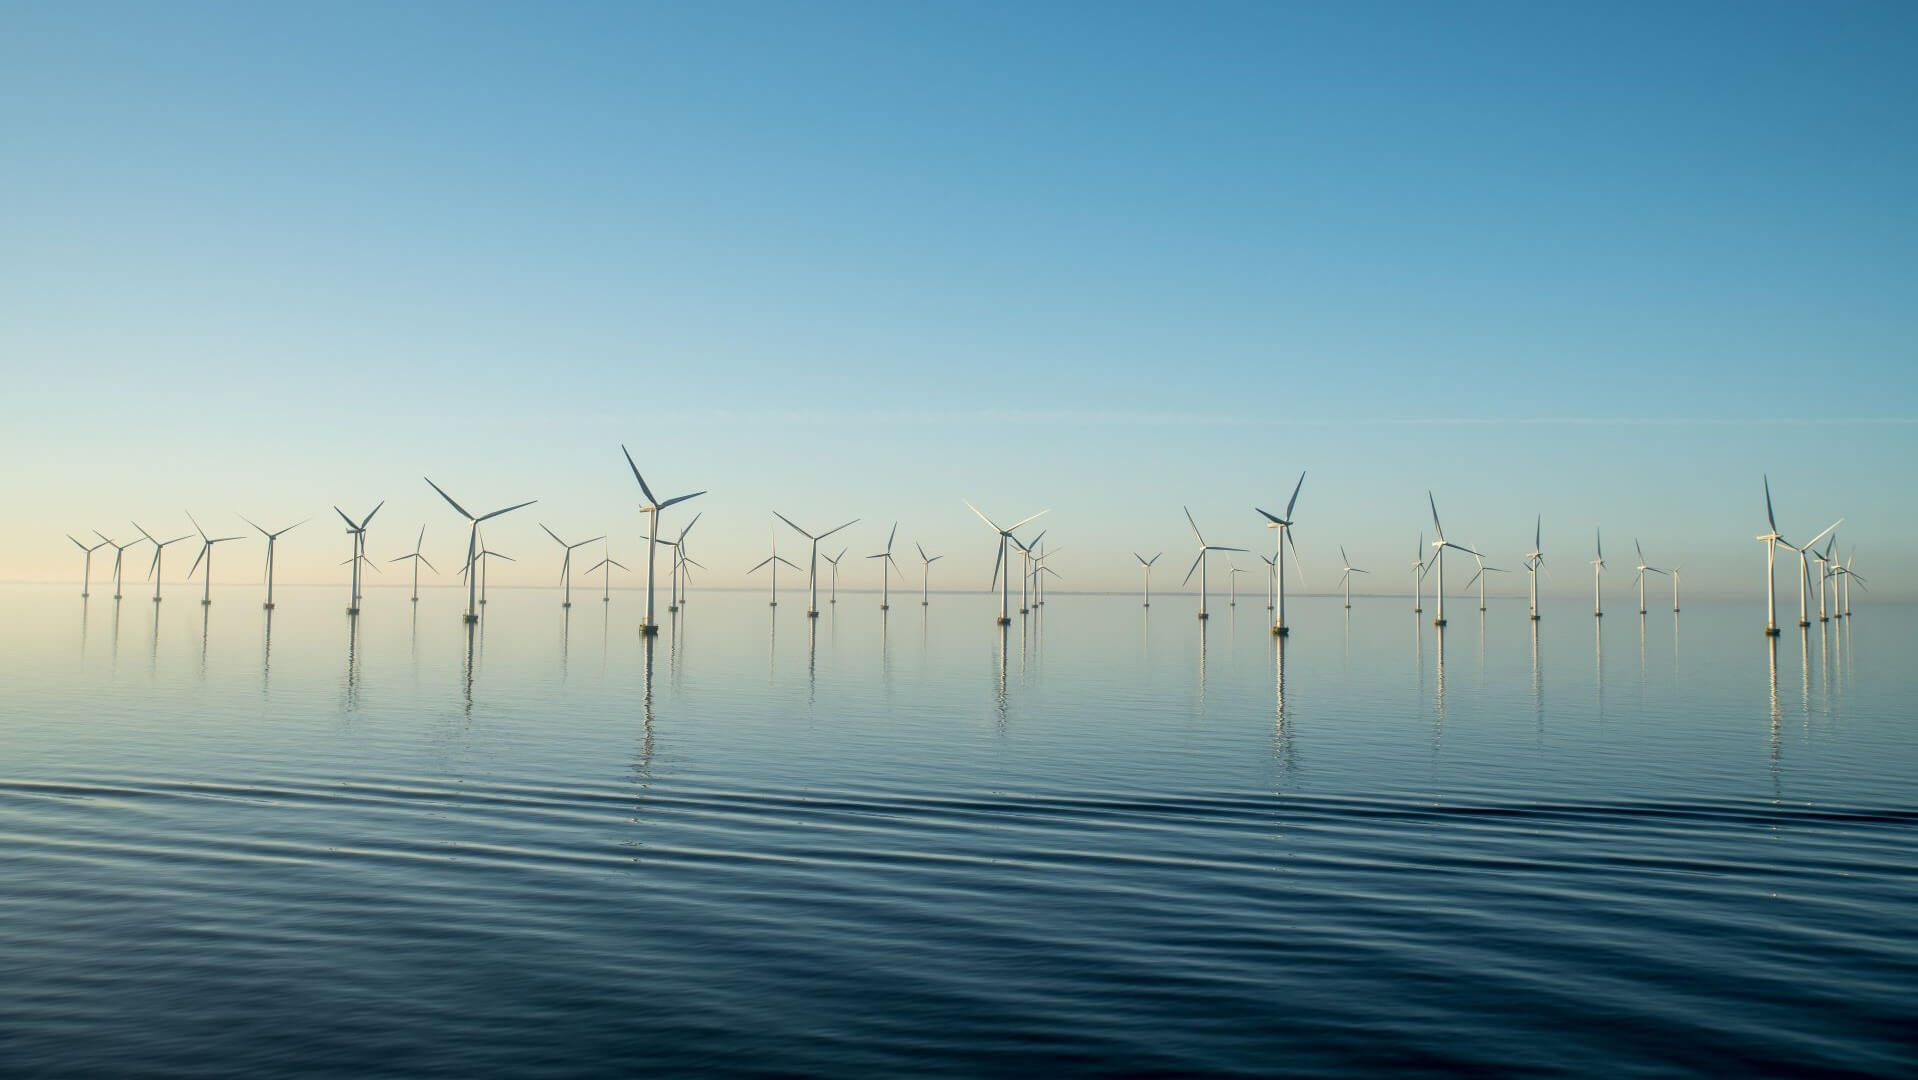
[657,409,1918,428]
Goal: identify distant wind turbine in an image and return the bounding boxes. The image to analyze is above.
[821,547,848,606]
[333,501,384,615]
[93,531,143,600]
[540,524,605,609]
[68,534,109,598]
[1465,545,1507,612]
[916,542,942,606]
[1010,529,1045,615]
[1590,528,1606,619]
[462,543,514,607]
[1134,552,1160,608]
[1337,545,1368,608]
[1755,476,1790,636]
[964,501,1048,626]
[389,526,440,602]
[239,515,306,610]
[184,512,245,606]
[1226,557,1246,608]
[1524,515,1544,621]
[1255,471,1305,635]
[620,446,704,636]
[583,545,629,603]
[1632,540,1667,615]
[667,512,702,611]
[423,477,534,624]
[133,522,192,603]
[1180,507,1245,621]
[868,522,905,610]
[1782,517,1840,628]
[1425,494,1479,627]
[748,527,801,606]
[1411,534,1428,614]
[774,511,858,617]
[1668,565,1683,613]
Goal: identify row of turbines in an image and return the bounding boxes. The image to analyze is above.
[64,458,1865,638]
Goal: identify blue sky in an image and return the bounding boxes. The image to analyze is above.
[3,1,1913,599]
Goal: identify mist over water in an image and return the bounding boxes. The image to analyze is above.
[3,584,1914,1076]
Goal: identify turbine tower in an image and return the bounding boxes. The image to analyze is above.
[1755,475,1791,636]
[1425,494,1479,627]
[390,526,440,602]
[916,542,942,606]
[1411,534,1427,613]
[1180,507,1245,621]
[424,477,534,624]
[1524,515,1544,621]
[1134,552,1160,608]
[619,446,704,636]
[1590,528,1606,619]
[774,511,858,617]
[821,547,848,605]
[667,513,703,611]
[68,534,109,598]
[1255,471,1306,636]
[1465,546,1507,612]
[240,515,306,610]
[1632,539,1668,615]
[540,524,605,609]
[964,501,1048,626]
[333,501,384,615]
[1783,518,1840,628]
[1009,529,1046,615]
[184,512,244,606]
[1337,545,1368,608]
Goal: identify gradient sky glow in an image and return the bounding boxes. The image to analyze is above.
[3,1,1914,600]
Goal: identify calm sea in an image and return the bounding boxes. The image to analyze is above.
[2,583,1913,1077]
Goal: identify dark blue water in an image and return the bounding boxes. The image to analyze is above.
[3,585,1914,1077]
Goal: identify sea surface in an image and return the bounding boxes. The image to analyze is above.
[2,582,1914,1077]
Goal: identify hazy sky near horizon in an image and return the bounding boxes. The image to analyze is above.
[3,1,1914,600]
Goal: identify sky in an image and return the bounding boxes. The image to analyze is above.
[2,1,1914,602]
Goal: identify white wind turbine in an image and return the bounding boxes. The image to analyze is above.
[1034,544,1061,608]
[1010,529,1046,615]
[773,511,858,617]
[1180,507,1245,620]
[821,547,848,606]
[462,542,514,607]
[68,534,110,598]
[1590,528,1606,619]
[1424,493,1479,627]
[239,515,306,610]
[1811,535,1840,623]
[916,542,942,606]
[667,512,702,611]
[390,526,439,602]
[1755,475,1793,636]
[1835,551,1865,617]
[184,512,244,606]
[964,501,1048,626]
[540,524,605,609]
[1465,546,1507,612]
[1668,565,1683,613]
[1632,540,1667,615]
[1411,534,1428,613]
[619,446,705,636]
[1134,552,1160,608]
[1337,545,1368,607]
[423,477,535,624]
[333,501,384,615]
[868,522,905,610]
[748,527,801,606]
[1255,472,1306,636]
[1524,515,1544,621]
[93,531,143,600]
[134,522,193,603]
[1259,553,1276,611]
[583,545,629,603]
[1783,518,1840,628]
[1227,557,1246,608]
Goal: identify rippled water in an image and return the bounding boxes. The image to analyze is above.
[3,583,1914,1077]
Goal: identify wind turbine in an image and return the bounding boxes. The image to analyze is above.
[1425,493,1479,627]
[1811,535,1841,623]
[1782,518,1841,628]
[822,547,848,606]
[748,528,801,606]
[583,545,629,603]
[333,501,384,615]
[540,524,605,609]
[1524,515,1544,620]
[1590,528,1606,619]
[1465,546,1507,612]
[389,526,440,602]
[1836,551,1865,617]
[1180,507,1245,620]
[93,531,143,600]
[619,446,704,636]
[1668,566,1683,613]
[964,501,1048,626]
[1134,552,1160,608]
[1010,529,1046,615]
[1259,553,1276,611]
[773,511,858,617]
[462,543,513,607]
[1337,545,1368,608]
[667,512,702,611]
[1755,475,1794,636]
[68,534,109,598]
[1411,534,1428,613]
[184,512,244,606]
[916,542,942,606]
[134,522,192,603]
[1226,557,1246,608]
[1632,540,1668,615]
[1255,471,1306,635]
[240,515,306,610]
[423,477,534,624]
[868,522,905,610]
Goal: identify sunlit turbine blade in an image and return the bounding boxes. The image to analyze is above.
[477,499,536,523]
[620,444,659,506]
[1181,550,1205,586]
[658,491,705,511]
[1007,510,1048,532]
[772,511,811,539]
[1184,506,1205,546]
[423,478,473,521]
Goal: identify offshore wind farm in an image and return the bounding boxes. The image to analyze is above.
[4,3,1916,1078]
